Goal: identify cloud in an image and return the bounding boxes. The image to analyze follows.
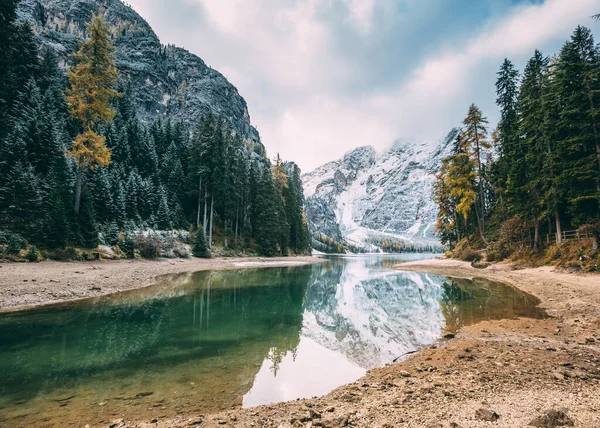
[126,0,599,172]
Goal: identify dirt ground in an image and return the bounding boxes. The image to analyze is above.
[100,259,600,428]
[0,256,322,312]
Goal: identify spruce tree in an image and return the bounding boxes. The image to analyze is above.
[192,228,210,258]
[461,104,490,243]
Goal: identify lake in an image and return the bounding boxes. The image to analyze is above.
[0,255,545,427]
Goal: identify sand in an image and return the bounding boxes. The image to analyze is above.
[0,256,322,313]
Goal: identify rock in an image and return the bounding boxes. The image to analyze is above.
[321,415,349,428]
[398,370,412,377]
[529,410,574,427]
[135,391,154,399]
[52,394,76,402]
[471,261,491,269]
[475,408,500,422]
[309,410,322,420]
[449,423,462,428]
[444,333,455,339]
[109,420,126,428]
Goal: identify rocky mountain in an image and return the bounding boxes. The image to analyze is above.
[303,129,460,252]
[17,0,265,158]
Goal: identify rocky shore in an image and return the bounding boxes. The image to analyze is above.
[110,259,600,428]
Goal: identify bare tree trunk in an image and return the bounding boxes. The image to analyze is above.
[555,208,562,245]
[196,177,202,228]
[235,204,239,247]
[474,124,486,232]
[209,196,214,248]
[534,218,540,251]
[203,188,208,236]
[474,204,488,245]
[74,164,84,214]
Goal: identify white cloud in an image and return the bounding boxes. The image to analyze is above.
[127,0,599,173]
[345,0,376,33]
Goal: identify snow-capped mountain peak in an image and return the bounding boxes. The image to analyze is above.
[303,129,459,252]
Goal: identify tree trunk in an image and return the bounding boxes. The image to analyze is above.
[473,203,488,246]
[555,208,562,245]
[203,188,208,236]
[474,124,486,232]
[209,196,214,248]
[533,218,540,251]
[74,164,84,214]
[196,177,202,228]
[235,205,239,246]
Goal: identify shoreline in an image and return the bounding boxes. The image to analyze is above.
[124,258,600,428]
[2,257,599,427]
[0,256,324,313]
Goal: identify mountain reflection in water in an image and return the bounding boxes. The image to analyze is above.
[0,255,544,427]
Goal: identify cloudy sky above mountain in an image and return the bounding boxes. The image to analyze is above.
[127,0,599,172]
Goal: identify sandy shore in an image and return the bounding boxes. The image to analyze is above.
[0,256,322,313]
[107,258,600,428]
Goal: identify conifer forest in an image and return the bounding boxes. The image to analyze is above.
[434,25,600,264]
[0,1,310,259]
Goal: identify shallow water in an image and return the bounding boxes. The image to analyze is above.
[0,255,545,427]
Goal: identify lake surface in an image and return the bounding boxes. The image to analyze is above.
[0,255,545,427]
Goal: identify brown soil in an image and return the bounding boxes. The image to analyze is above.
[0,256,322,313]
[104,259,600,428]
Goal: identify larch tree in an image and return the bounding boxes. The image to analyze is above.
[66,14,119,214]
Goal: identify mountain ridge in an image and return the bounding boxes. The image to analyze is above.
[304,129,459,252]
[17,0,266,159]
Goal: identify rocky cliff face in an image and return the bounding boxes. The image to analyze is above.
[17,0,265,157]
[303,129,459,251]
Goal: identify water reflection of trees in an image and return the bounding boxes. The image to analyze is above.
[440,279,545,333]
[0,266,312,406]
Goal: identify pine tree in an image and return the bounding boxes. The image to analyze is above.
[192,227,210,258]
[461,104,490,243]
[517,50,552,248]
[66,14,119,213]
[255,167,280,256]
[77,193,99,249]
[553,26,600,227]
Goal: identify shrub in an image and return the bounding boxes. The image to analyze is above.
[100,222,120,246]
[27,245,40,262]
[457,248,482,262]
[7,233,27,255]
[135,234,162,259]
[192,228,210,258]
[120,234,135,259]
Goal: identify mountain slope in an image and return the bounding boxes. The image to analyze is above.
[303,130,459,252]
[17,0,265,158]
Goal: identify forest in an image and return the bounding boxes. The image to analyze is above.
[434,25,600,269]
[0,2,310,260]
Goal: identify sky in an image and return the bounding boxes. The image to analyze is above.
[126,0,599,172]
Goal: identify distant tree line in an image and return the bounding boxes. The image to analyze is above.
[0,4,310,258]
[434,25,600,256]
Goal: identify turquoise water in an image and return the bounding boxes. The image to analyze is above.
[0,255,545,427]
